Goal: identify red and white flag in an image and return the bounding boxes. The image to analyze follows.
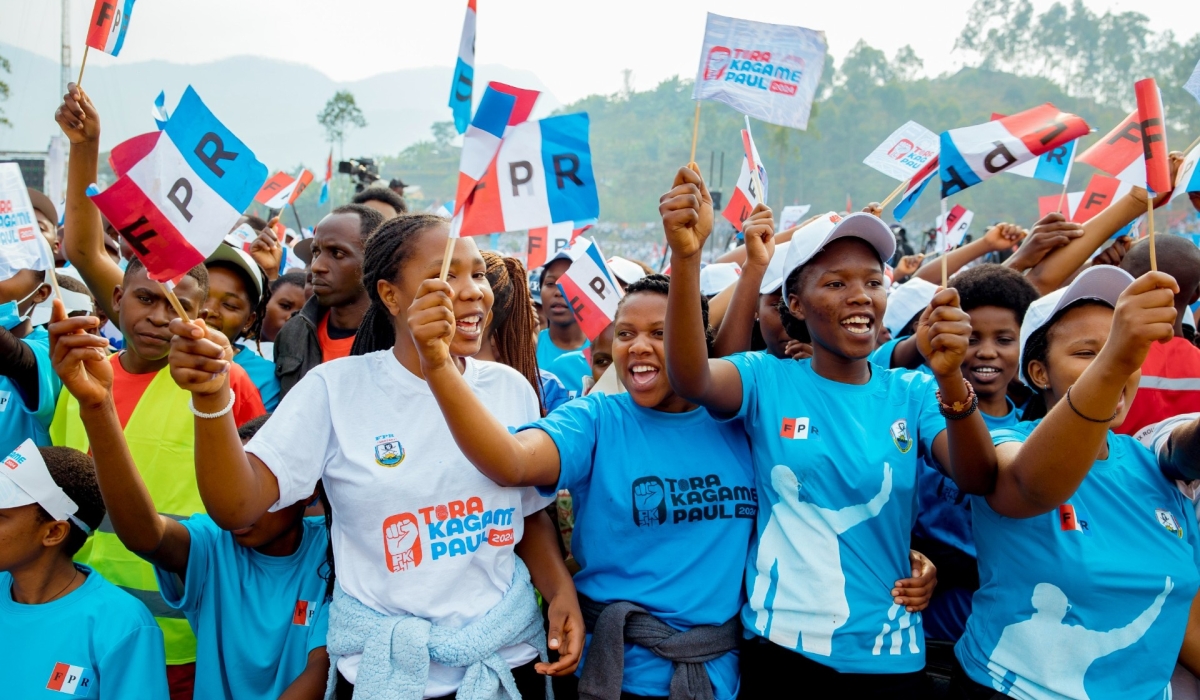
[555,238,623,340]
[1134,78,1170,195]
[1077,111,1146,189]
[936,204,973,252]
[256,170,313,210]
[1071,174,1134,224]
[722,119,766,231]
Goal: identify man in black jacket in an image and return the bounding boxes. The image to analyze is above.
[274,204,384,398]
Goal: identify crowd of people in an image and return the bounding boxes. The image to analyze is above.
[2,81,1200,700]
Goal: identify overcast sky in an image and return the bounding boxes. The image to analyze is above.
[3,0,1197,105]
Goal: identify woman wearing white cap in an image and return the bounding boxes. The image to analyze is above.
[952,265,1200,699]
[661,165,995,697]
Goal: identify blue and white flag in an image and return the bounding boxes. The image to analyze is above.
[152,90,169,130]
[449,0,477,134]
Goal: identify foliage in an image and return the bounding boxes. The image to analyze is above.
[316,91,367,152]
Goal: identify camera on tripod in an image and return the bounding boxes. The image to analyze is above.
[338,158,381,192]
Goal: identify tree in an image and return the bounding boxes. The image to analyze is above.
[316,91,367,159]
[0,52,10,127]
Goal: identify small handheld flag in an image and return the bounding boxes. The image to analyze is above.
[722,119,767,232]
[556,238,623,340]
[86,0,135,56]
[152,90,169,130]
[935,204,973,253]
[1071,174,1134,224]
[891,156,938,220]
[449,0,477,135]
[256,170,314,210]
[1077,111,1146,188]
[864,121,939,182]
[1134,78,1169,272]
[319,150,332,206]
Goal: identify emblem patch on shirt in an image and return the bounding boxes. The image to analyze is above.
[631,476,667,526]
[46,663,94,695]
[780,417,810,440]
[292,599,317,626]
[890,419,913,454]
[1058,504,1092,536]
[373,434,405,467]
[382,512,422,572]
[1156,509,1183,538]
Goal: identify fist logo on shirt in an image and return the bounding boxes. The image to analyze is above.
[381,513,422,573]
[631,476,667,527]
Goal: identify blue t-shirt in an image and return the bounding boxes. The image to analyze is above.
[0,565,168,699]
[917,399,1020,643]
[524,392,755,699]
[868,335,932,376]
[1,326,61,455]
[723,352,945,673]
[538,369,571,413]
[537,329,590,396]
[956,422,1200,699]
[153,515,329,700]
[234,344,281,411]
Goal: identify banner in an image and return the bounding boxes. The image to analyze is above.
[722,119,767,231]
[939,104,1089,197]
[88,86,267,282]
[1071,174,1134,224]
[863,121,939,181]
[449,0,477,134]
[779,204,812,230]
[1134,79,1170,195]
[692,13,827,130]
[1077,112,1145,189]
[556,238,622,340]
[936,204,973,252]
[0,164,53,282]
[86,0,136,57]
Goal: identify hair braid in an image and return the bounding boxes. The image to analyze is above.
[350,213,448,356]
[483,252,545,414]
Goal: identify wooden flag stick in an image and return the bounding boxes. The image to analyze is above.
[438,236,457,281]
[879,178,909,210]
[941,253,949,288]
[1147,197,1157,273]
[77,47,90,89]
[156,281,192,324]
[1185,134,1200,157]
[688,102,701,166]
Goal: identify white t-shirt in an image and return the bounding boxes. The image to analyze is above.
[246,351,551,696]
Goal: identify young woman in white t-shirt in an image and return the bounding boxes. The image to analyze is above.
[165,214,584,699]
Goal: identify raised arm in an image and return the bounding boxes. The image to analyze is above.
[48,303,190,573]
[914,223,1025,284]
[410,279,563,487]
[1002,213,1083,274]
[987,272,1178,518]
[661,166,746,417]
[712,206,774,357]
[55,84,124,322]
[167,318,280,529]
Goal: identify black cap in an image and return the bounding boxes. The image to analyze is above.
[27,188,58,225]
[388,178,407,189]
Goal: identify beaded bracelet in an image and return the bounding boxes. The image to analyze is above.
[936,378,979,420]
[189,390,236,420]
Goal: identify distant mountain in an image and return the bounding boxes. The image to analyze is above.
[0,43,560,169]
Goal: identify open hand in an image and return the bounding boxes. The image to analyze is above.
[1098,271,1178,377]
[247,225,283,280]
[537,590,584,676]
[892,550,938,613]
[743,203,776,269]
[48,300,112,410]
[407,279,456,373]
[168,318,234,397]
[915,288,971,378]
[54,83,100,144]
[659,165,713,260]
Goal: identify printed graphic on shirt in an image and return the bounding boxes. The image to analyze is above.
[0,389,10,413]
[46,662,94,696]
[630,473,758,527]
[373,433,405,467]
[890,419,913,454]
[748,463,894,655]
[1057,504,1092,536]
[985,579,1172,698]
[1156,509,1183,538]
[4,449,26,469]
[292,599,317,626]
[872,603,921,656]
[381,497,518,572]
[780,417,810,440]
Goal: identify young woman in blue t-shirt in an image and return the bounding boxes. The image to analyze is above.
[660,165,997,698]
[952,265,1200,699]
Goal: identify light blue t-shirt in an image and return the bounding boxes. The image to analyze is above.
[0,565,168,699]
[153,515,329,700]
[917,400,1020,643]
[536,329,590,397]
[538,369,571,413]
[1,326,61,456]
[525,392,755,699]
[868,335,932,376]
[234,344,281,411]
[956,422,1200,699]
[723,352,945,673]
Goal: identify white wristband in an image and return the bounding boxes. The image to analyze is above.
[189,389,236,420]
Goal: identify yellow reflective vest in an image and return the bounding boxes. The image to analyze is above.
[50,362,201,665]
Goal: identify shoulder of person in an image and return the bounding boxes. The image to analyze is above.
[473,358,536,389]
[88,573,161,628]
[991,418,1038,445]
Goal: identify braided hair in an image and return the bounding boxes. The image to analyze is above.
[483,251,545,414]
[350,213,450,356]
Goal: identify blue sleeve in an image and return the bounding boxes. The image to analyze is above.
[915,375,947,461]
[97,624,169,700]
[720,352,760,425]
[521,395,602,497]
[154,516,218,616]
[869,337,901,369]
[307,597,330,652]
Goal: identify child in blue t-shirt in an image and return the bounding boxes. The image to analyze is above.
[660,165,997,698]
[48,308,330,700]
[0,439,168,699]
[954,265,1200,699]
[0,267,59,455]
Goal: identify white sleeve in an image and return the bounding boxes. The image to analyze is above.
[1135,413,1200,459]
[245,370,335,511]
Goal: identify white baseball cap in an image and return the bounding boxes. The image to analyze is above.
[779,212,896,296]
[606,256,646,286]
[883,277,939,338]
[207,243,266,305]
[0,439,90,533]
[700,262,743,297]
[1018,265,1134,386]
[759,242,792,295]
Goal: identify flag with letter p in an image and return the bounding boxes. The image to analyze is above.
[935,204,973,252]
[722,120,767,231]
[555,238,622,340]
[939,104,1089,198]
[88,86,268,282]
[86,0,136,57]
